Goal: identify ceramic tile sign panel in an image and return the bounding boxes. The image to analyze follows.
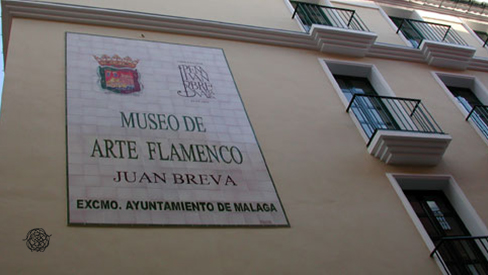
[66,33,288,226]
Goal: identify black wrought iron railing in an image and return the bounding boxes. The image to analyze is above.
[466,105,488,140]
[394,18,468,48]
[430,236,488,275]
[290,1,370,32]
[346,94,445,145]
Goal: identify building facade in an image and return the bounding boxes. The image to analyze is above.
[1,0,488,274]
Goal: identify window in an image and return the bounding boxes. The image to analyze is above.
[289,1,369,32]
[382,6,467,48]
[390,16,424,48]
[322,61,450,165]
[435,73,488,142]
[406,190,488,274]
[333,75,398,138]
[450,85,488,140]
[320,60,397,142]
[388,174,488,275]
[448,86,484,110]
[322,60,445,143]
[474,30,488,47]
[293,2,332,31]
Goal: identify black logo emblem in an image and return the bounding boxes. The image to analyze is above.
[177,64,215,99]
[23,228,51,252]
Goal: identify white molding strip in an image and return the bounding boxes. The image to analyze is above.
[3,0,488,72]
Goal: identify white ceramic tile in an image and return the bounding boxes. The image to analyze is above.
[66,33,287,226]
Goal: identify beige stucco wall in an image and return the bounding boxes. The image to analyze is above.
[2,16,488,274]
[29,0,488,57]
[34,0,302,31]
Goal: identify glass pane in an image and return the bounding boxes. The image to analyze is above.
[447,86,483,110]
[427,201,452,231]
[334,75,398,138]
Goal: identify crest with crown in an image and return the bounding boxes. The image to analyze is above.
[94,54,139,68]
[94,54,142,94]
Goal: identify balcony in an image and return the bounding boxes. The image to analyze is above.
[290,1,377,57]
[394,18,468,48]
[430,236,488,275]
[291,1,370,32]
[392,17,476,69]
[346,94,451,165]
[466,105,488,140]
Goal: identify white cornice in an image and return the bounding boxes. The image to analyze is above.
[3,0,488,72]
[368,43,425,62]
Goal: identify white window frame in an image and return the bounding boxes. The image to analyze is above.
[377,6,423,47]
[460,20,488,48]
[387,173,488,275]
[432,71,488,146]
[320,59,398,143]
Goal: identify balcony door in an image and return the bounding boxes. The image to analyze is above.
[295,2,332,31]
[405,190,488,275]
[390,17,424,48]
[334,75,397,138]
[448,86,488,138]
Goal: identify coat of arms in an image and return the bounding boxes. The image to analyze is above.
[94,54,142,94]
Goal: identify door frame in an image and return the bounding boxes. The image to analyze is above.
[387,173,488,273]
